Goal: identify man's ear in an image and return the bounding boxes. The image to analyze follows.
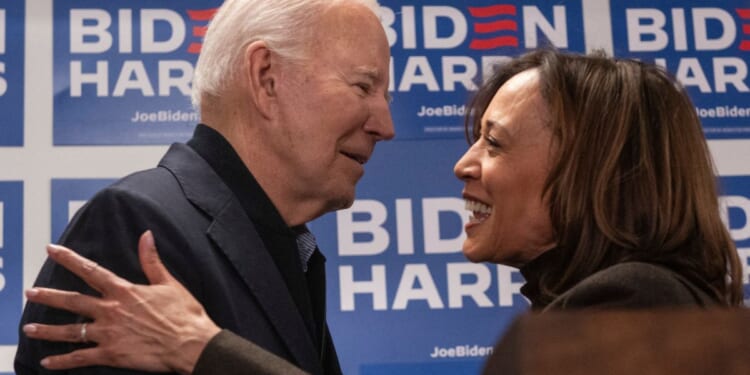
[244,41,276,119]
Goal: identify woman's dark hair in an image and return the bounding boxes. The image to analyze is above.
[465,49,743,306]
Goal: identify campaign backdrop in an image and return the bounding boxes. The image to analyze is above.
[1,0,749,374]
[721,176,750,300]
[0,182,22,346]
[308,139,529,374]
[0,1,24,146]
[52,0,222,145]
[610,1,750,138]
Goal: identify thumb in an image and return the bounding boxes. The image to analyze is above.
[138,230,174,285]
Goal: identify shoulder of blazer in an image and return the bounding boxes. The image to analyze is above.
[546,262,720,311]
[156,143,236,218]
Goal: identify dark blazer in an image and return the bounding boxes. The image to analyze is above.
[15,143,332,375]
[542,262,720,311]
[482,262,729,374]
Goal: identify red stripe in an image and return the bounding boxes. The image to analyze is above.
[469,36,519,50]
[469,5,516,18]
[193,26,208,37]
[737,9,750,19]
[188,43,202,54]
[744,24,750,34]
[187,8,218,21]
[740,40,750,51]
[474,20,517,34]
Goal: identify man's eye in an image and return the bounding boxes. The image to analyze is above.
[356,83,371,93]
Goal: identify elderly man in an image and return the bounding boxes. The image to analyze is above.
[15,0,393,374]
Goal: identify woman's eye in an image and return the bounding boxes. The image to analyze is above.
[484,135,500,148]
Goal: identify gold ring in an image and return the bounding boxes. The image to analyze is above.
[80,322,88,343]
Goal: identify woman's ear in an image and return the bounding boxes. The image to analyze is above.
[244,41,276,119]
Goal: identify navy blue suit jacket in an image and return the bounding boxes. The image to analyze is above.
[16,143,330,374]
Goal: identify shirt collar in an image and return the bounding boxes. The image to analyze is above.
[187,124,293,236]
[519,247,564,309]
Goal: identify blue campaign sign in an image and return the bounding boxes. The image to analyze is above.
[719,175,750,300]
[53,0,222,145]
[50,0,750,144]
[609,0,750,139]
[0,1,24,146]
[51,179,115,242]
[310,139,529,374]
[722,176,750,249]
[0,181,22,345]
[382,0,587,140]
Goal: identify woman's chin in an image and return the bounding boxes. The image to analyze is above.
[461,245,487,263]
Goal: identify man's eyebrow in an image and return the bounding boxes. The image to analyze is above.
[353,67,380,81]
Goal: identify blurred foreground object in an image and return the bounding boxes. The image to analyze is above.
[483,308,750,375]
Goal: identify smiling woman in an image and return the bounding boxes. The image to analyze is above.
[454,68,555,267]
[455,49,744,310]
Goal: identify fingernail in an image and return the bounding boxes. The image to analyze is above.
[25,288,39,298]
[23,324,37,334]
[40,358,49,367]
[144,230,155,249]
[46,244,64,255]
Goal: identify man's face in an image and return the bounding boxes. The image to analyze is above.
[266,3,394,220]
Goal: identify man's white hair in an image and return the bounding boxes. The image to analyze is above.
[192,0,381,108]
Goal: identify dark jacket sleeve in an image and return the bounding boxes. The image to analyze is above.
[15,176,202,375]
[194,330,309,375]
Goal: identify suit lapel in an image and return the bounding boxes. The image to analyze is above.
[207,206,321,372]
[158,144,321,372]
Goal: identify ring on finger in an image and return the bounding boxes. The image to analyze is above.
[80,322,88,343]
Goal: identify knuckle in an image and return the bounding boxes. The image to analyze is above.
[101,300,123,316]
[62,291,81,306]
[110,279,133,294]
[99,346,113,358]
[101,346,124,364]
[98,325,115,342]
[121,283,139,295]
[81,259,100,275]
[70,352,88,365]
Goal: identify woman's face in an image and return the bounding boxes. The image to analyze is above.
[453,69,557,267]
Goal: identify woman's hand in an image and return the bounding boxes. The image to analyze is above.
[22,231,221,374]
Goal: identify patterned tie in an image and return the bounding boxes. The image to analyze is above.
[296,230,318,272]
[298,229,326,357]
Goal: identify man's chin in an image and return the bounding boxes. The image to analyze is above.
[331,191,356,211]
[337,197,356,210]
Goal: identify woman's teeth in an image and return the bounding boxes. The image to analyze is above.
[465,200,492,224]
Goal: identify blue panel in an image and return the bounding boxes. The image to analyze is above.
[53,0,223,145]
[722,176,750,249]
[0,1,25,146]
[0,181,23,344]
[383,0,586,140]
[609,1,750,139]
[361,360,484,375]
[309,139,528,374]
